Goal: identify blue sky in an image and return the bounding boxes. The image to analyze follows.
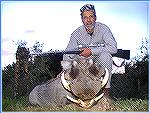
[1,1,149,67]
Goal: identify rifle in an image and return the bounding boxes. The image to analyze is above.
[112,49,130,60]
[32,49,130,60]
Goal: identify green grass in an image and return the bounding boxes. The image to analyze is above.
[2,96,29,111]
[2,96,149,112]
[110,98,148,111]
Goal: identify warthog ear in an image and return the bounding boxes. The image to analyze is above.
[61,61,72,70]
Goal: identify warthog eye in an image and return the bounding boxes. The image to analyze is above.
[69,67,79,79]
[88,65,99,76]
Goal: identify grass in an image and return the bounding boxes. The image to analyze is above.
[2,96,149,112]
[110,98,148,111]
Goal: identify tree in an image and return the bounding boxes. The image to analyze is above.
[111,37,148,99]
[14,40,30,97]
[2,63,15,98]
[31,41,44,54]
[135,37,148,61]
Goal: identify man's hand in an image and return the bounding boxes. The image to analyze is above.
[79,48,92,57]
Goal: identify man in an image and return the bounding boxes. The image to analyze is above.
[63,4,117,98]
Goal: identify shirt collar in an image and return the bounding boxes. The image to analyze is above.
[82,22,98,37]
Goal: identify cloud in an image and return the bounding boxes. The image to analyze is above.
[1,49,16,68]
[25,30,35,34]
[1,37,10,43]
[2,49,15,56]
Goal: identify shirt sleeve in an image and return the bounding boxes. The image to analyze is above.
[91,27,117,55]
[63,30,79,61]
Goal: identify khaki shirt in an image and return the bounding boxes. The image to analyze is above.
[63,22,117,61]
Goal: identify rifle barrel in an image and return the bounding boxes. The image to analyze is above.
[31,49,130,60]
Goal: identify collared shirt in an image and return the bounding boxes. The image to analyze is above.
[63,22,117,61]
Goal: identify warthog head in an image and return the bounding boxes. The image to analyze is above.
[61,58,109,108]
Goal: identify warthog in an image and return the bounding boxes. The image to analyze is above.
[29,59,110,109]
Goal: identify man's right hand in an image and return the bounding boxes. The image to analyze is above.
[79,48,92,58]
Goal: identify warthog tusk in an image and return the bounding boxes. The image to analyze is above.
[61,72,71,91]
[89,93,104,105]
[80,93,104,108]
[66,95,86,107]
[101,68,110,88]
[66,93,104,109]
[93,92,104,101]
[66,95,81,104]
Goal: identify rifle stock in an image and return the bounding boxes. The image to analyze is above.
[112,49,130,60]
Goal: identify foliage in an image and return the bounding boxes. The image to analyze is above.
[134,37,148,61]
[12,40,27,48]
[2,63,16,98]
[2,41,59,98]
[2,38,149,111]
[31,41,44,54]
[111,38,148,99]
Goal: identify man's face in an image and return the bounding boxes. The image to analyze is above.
[81,10,96,33]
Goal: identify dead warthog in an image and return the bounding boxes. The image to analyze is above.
[29,58,110,109]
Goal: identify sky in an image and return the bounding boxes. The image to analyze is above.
[1,1,149,68]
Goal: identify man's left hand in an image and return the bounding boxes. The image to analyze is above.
[79,48,92,57]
